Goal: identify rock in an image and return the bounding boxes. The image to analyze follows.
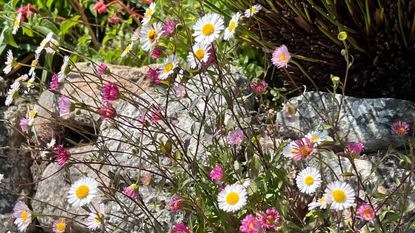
[0,105,33,216]
[31,145,110,232]
[277,91,415,152]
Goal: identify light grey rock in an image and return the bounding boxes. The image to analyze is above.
[277,91,415,152]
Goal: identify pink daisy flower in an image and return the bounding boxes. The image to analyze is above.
[99,103,116,120]
[52,218,66,233]
[392,121,410,136]
[227,128,244,145]
[240,214,261,233]
[283,137,314,160]
[271,45,291,69]
[58,96,72,119]
[20,118,29,133]
[357,204,375,223]
[123,184,139,200]
[151,47,162,60]
[209,165,224,182]
[162,19,176,37]
[346,142,365,158]
[250,80,268,94]
[146,67,161,84]
[259,208,280,230]
[96,63,109,76]
[101,82,119,103]
[172,223,190,233]
[49,73,59,91]
[169,195,183,212]
[55,145,69,166]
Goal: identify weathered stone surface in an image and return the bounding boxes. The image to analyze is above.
[277,91,415,152]
[31,145,110,233]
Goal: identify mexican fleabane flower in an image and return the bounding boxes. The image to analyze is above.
[67,177,98,207]
[12,13,22,35]
[86,203,108,231]
[305,130,328,145]
[169,194,183,212]
[28,53,40,77]
[96,63,109,76]
[52,218,66,233]
[325,181,355,211]
[283,138,314,160]
[142,2,156,25]
[13,201,32,232]
[172,223,190,233]
[218,183,247,212]
[123,183,139,200]
[296,166,322,194]
[55,145,69,167]
[224,12,241,41]
[308,195,328,210]
[392,121,410,136]
[357,204,375,223]
[58,96,73,119]
[259,208,280,230]
[3,50,15,74]
[121,43,134,57]
[244,4,262,18]
[187,42,211,69]
[239,214,261,233]
[99,103,116,120]
[346,142,365,158]
[140,22,163,52]
[101,82,119,103]
[146,67,161,84]
[210,165,224,182]
[151,47,162,59]
[162,19,176,37]
[20,118,29,133]
[272,45,291,69]
[36,32,59,55]
[5,80,20,106]
[47,73,59,91]
[193,13,224,44]
[227,128,244,145]
[58,56,70,82]
[250,80,268,94]
[159,55,178,80]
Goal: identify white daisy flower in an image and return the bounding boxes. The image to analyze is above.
[5,80,20,106]
[159,55,178,80]
[325,181,355,211]
[27,108,37,126]
[3,50,15,74]
[142,2,156,26]
[12,13,22,35]
[245,4,262,18]
[187,42,211,69]
[140,22,163,52]
[132,28,140,41]
[305,130,328,145]
[67,177,98,207]
[47,138,56,149]
[28,53,40,77]
[121,43,134,57]
[0,173,4,183]
[218,183,247,212]
[296,167,322,194]
[308,195,328,210]
[58,56,70,82]
[224,12,241,41]
[13,201,32,232]
[36,32,59,55]
[86,203,108,231]
[193,13,224,44]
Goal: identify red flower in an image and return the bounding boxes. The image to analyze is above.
[94,0,107,14]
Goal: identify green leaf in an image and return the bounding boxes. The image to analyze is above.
[3,28,18,48]
[60,15,80,36]
[340,172,355,177]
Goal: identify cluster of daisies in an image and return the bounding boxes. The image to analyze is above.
[12,177,107,232]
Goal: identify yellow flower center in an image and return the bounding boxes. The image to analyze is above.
[31,60,37,66]
[304,175,314,186]
[332,189,346,203]
[363,208,372,218]
[202,23,215,36]
[148,29,157,41]
[95,213,104,223]
[21,210,28,222]
[225,192,240,205]
[125,45,132,53]
[56,222,66,231]
[310,135,319,141]
[195,49,205,60]
[75,185,90,199]
[266,215,275,224]
[397,127,406,135]
[228,21,236,32]
[29,109,37,120]
[14,17,20,28]
[319,197,326,204]
[279,53,286,62]
[145,9,153,18]
[164,63,174,73]
[299,146,312,158]
[250,7,257,14]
